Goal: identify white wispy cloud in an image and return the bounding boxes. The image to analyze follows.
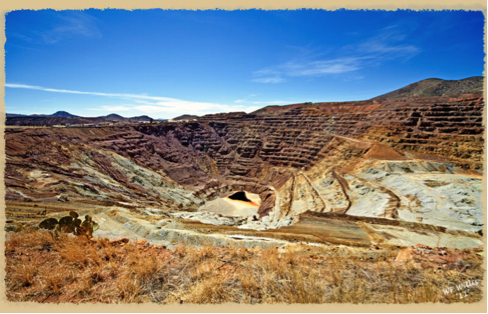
[251,68,286,83]
[5,83,261,117]
[9,11,102,45]
[38,11,102,44]
[6,83,177,101]
[252,26,420,83]
[353,27,419,62]
[251,76,286,84]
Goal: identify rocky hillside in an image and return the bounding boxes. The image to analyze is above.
[373,76,483,100]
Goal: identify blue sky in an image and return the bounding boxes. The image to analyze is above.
[5,9,485,119]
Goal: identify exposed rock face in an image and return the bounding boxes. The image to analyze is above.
[5,93,484,243]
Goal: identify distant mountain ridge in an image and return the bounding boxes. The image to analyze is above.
[7,111,79,118]
[6,111,154,126]
[372,76,483,100]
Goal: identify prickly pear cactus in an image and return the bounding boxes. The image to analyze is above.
[39,211,99,239]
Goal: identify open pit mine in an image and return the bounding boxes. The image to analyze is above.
[5,91,485,250]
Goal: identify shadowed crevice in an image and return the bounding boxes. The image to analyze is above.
[228,191,252,202]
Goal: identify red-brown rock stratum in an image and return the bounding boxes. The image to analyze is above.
[5,83,484,249]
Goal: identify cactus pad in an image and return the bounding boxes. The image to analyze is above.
[39,218,58,230]
[58,216,73,227]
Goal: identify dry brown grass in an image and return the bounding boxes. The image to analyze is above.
[5,230,484,304]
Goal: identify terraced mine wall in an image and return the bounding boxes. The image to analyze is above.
[5,92,484,235]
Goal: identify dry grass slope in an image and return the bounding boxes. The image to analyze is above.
[5,230,484,304]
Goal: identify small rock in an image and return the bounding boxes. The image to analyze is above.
[58,194,69,202]
[135,239,148,246]
[395,247,414,261]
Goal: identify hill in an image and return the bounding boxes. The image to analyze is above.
[372,76,483,100]
[50,111,79,118]
[172,114,199,120]
[97,114,153,122]
[98,113,127,122]
[128,115,153,122]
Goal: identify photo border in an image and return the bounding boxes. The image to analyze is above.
[0,0,486,312]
